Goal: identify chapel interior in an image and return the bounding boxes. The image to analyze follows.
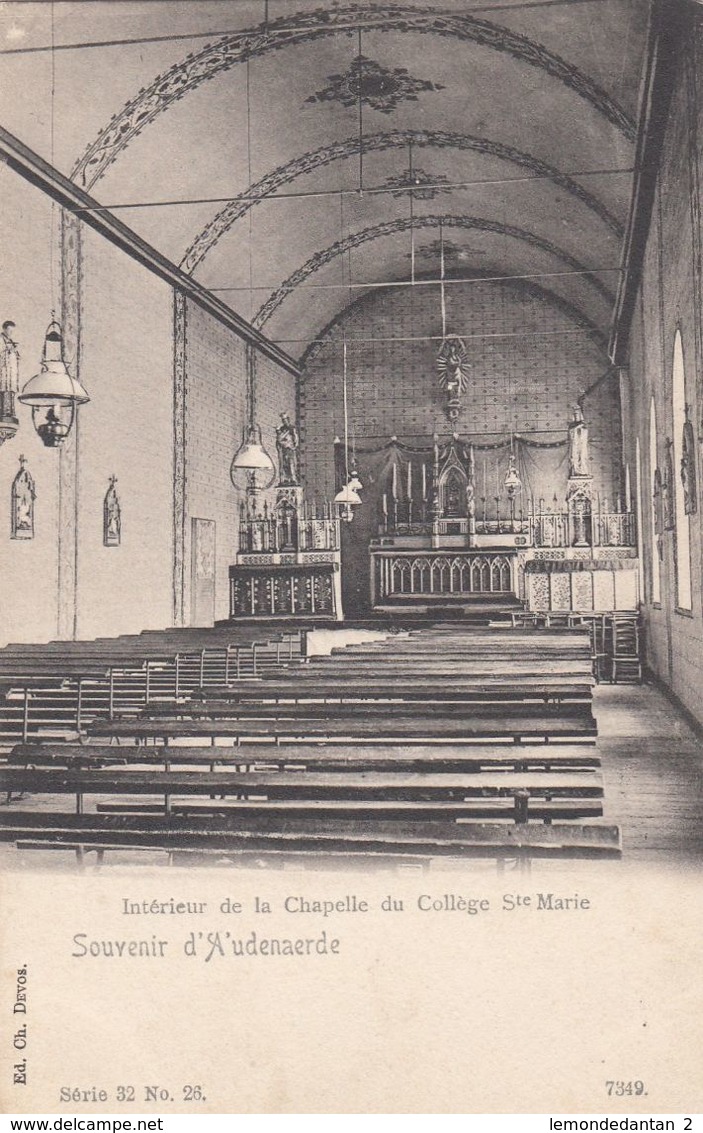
[0,0,701,867]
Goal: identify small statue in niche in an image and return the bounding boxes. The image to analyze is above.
[0,320,20,421]
[11,454,35,540]
[275,412,299,485]
[663,438,676,529]
[653,467,664,536]
[567,403,590,478]
[103,475,121,547]
[681,404,697,516]
[276,499,297,551]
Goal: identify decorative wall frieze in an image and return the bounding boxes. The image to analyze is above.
[57,208,82,640]
[71,5,635,192]
[253,213,615,330]
[172,292,187,627]
[179,129,622,276]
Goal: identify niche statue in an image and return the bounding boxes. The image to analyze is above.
[0,320,20,420]
[275,413,299,486]
[568,404,590,478]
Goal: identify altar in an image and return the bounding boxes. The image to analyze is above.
[340,411,639,615]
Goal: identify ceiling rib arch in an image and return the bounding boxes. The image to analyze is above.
[71,4,636,191]
[180,128,623,276]
[252,213,617,332]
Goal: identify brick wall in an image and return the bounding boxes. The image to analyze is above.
[623,12,703,723]
[75,228,174,639]
[300,277,621,505]
[184,302,297,623]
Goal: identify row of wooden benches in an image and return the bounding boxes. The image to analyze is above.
[0,739,616,860]
[0,626,618,862]
[0,628,305,745]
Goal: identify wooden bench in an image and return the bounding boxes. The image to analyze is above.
[0,767,603,801]
[85,714,598,743]
[191,678,593,705]
[137,700,595,723]
[301,652,594,666]
[9,815,621,860]
[7,741,602,773]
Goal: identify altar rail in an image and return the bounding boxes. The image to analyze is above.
[372,551,515,604]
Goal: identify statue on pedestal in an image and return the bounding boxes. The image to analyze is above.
[568,404,590,478]
[275,413,299,486]
[0,321,20,431]
[681,405,697,516]
[437,336,470,424]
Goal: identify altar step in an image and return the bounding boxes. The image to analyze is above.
[371,596,524,624]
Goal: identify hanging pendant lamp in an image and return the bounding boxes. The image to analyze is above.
[334,340,362,522]
[230,341,276,494]
[230,423,276,493]
[504,440,522,497]
[19,319,89,448]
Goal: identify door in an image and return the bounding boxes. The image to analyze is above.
[191,518,216,626]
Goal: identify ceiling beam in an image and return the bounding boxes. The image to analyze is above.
[0,125,301,378]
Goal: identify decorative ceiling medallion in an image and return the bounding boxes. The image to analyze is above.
[305,55,444,114]
[384,167,451,199]
[73,7,635,192]
[180,129,622,276]
[406,238,484,264]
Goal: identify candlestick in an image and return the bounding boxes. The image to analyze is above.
[407,460,412,498]
[422,462,427,500]
[392,463,398,499]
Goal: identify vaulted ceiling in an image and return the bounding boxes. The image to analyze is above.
[0,0,650,360]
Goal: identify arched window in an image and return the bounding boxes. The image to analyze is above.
[649,397,661,604]
[635,439,644,604]
[672,330,692,610]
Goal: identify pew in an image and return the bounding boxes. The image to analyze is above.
[8,815,622,860]
[0,622,618,864]
[0,767,604,803]
[0,763,605,829]
[7,741,603,773]
[85,714,598,743]
[191,677,593,705]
